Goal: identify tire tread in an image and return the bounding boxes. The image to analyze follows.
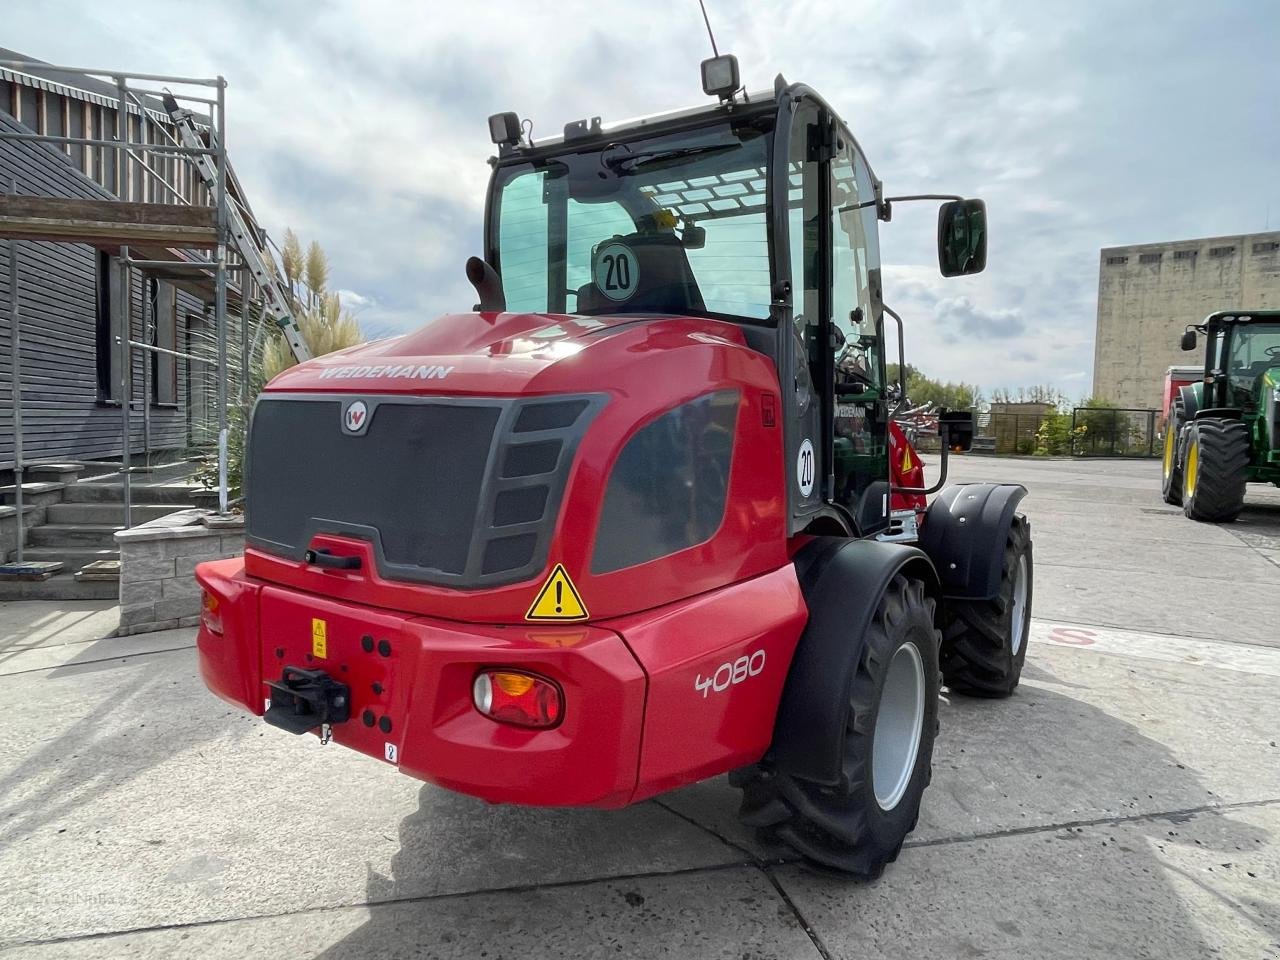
[1162,401,1185,505]
[1183,419,1250,523]
[735,573,940,879]
[939,516,1032,698]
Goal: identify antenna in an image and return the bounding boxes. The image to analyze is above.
[695,0,739,101]
[697,0,720,57]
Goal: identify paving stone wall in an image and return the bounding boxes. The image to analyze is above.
[116,515,244,636]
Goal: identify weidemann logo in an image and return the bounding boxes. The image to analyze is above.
[318,364,454,381]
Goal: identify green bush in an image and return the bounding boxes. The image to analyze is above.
[194,402,248,504]
[1033,411,1087,456]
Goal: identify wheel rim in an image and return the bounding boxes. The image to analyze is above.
[1162,425,1175,479]
[1185,438,1199,499]
[872,641,926,811]
[1011,554,1029,656]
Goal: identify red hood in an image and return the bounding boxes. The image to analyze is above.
[265,311,750,396]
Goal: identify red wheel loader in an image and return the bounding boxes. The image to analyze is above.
[196,58,1032,878]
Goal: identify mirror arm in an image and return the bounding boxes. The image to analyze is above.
[885,299,950,495]
[893,439,950,496]
[882,193,964,203]
[839,193,965,215]
[884,303,907,418]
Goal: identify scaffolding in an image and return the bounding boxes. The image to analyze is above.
[0,60,298,564]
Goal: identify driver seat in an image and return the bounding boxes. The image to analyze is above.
[576,233,706,315]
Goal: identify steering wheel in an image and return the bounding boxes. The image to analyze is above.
[1266,344,1280,360]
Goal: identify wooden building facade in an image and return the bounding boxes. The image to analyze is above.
[1,52,232,471]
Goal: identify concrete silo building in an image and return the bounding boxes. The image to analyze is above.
[1093,230,1280,409]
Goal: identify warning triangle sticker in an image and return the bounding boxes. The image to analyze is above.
[525,563,589,621]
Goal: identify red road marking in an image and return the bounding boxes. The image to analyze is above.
[1048,626,1098,646]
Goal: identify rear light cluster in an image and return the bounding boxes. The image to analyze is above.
[472,669,563,728]
[200,590,223,635]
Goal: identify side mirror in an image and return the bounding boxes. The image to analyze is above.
[1180,329,1197,351]
[938,409,975,452]
[937,199,987,277]
[681,223,706,250]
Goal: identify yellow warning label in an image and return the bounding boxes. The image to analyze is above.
[311,617,328,659]
[525,564,589,621]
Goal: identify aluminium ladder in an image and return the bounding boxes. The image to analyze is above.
[163,94,312,364]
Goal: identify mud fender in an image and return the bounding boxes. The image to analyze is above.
[919,483,1027,601]
[771,538,939,787]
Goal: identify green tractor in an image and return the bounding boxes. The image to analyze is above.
[1162,310,1280,522]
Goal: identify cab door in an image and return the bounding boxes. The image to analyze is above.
[777,97,889,537]
[780,97,827,533]
[829,127,890,535]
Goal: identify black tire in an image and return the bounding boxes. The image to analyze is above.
[1161,402,1184,505]
[940,515,1032,698]
[1182,418,1250,523]
[732,574,940,879]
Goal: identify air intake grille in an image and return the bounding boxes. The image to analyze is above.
[245,393,604,588]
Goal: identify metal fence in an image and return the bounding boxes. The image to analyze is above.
[974,412,1049,456]
[1069,407,1161,458]
[968,407,1163,458]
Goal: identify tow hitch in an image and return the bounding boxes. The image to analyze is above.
[264,666,352,735]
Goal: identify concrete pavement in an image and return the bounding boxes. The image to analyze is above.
[0,456,1277,958]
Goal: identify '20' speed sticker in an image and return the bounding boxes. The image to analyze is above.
[592,242,638,301]
[797,439,815,497]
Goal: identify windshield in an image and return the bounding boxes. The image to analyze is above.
[491,117,773,320]
[1227,322,1280,406]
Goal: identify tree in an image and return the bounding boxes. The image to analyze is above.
[1033,410,1086,456]
[887,363,982,410]
[989,384,1067,407]
[1070,394,1146,455]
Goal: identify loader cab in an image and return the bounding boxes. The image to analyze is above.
[483,82,985,540]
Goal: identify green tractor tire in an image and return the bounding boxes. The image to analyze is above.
[1182,418,1250,523]
[1161,401,1185,506]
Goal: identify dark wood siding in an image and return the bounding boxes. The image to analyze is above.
[0,108,203,468]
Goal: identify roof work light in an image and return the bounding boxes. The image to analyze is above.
[488,112,522,147]
[700,54,739,99]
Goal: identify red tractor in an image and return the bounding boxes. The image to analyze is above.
[196,59,1032,878]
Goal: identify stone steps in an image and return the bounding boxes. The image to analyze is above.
[0,460,205,602]
[61,484,203,505]
[11,545,120,569]
[46,502,187,525]
[0,482,67,506]
[0,571,118,600]
[27,524,124,549]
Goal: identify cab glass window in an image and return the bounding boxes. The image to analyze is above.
[831,137,881,391]
[496,171,551,311]
[787,102,823,364]
[1227,324,1280,407]
[592,391,738,574]
[492,117,773,320]
[830,136,888,530]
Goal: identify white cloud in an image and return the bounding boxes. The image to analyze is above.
[334,289,373,309]
[6,0,1277,401]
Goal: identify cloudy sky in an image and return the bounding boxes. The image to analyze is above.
[6,0,1279,399]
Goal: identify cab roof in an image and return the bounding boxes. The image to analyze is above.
[494,81,787,165]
